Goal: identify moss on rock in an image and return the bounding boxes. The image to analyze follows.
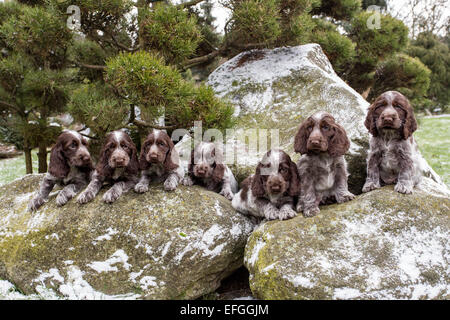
[245,181,450,300]
[0,174,254,299]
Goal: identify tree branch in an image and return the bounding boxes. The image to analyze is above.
[133,118,177,129]
[70,60,107,70]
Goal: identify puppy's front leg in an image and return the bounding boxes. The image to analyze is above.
[334,160,355,203]
[219,175,234,200]
[279,202,297,220]
[254,198,279,220]
[394,145,414,194]
[135,173,151,193]
[362,149,382,193]
[56,182,85,207]
[298,179,319,217]
[77,173,103,204]
[103,179,136,203]
[28,173,57,211]
[164,172,179,191]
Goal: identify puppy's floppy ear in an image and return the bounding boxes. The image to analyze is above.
[49,140,69,178]
[402,99,417,139]
[294,120,310,154]
[288,159,300,197]
[188,148,195,176]
[139,139,150,170]
[164,136,179,172]
[251,163,265,198]
[96,135,113,178]
[126,136,139,175]
[328,123,350,157]
[212,145,225,183]
[364,104,379,137]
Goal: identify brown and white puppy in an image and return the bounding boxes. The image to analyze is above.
[362,91,421,194]
[28,130,93,211]
[77,130,139,204]
[294,111,355,217]
[134,129,184,193]
[182,141,238,200]
[232,149,300,221]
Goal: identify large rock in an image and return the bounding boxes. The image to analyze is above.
[207,44,443,193]
[244,179,450,300]
[0,174,253,299]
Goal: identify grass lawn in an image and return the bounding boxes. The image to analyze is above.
[415,115,450,187]
[0,149,39,186]
[0,116,449,188]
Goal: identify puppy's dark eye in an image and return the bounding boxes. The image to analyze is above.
[307,126,313,131]
[322,125,329,131]
[70,141,77,149]
[158,142,165,147]
[280,167,288,173]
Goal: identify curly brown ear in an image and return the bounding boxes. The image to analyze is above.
[364,104,378,137]
[49,141,69,178]
[328,124,350,157]
[139,141,150,170]
[126,140,140,176]
[164,138,179,172]
[96,139,112,178]
[212,163,226,183]
[294,121,309,154]
[288,160,300,197]
[251,163,265,198]
[402,102,417,139]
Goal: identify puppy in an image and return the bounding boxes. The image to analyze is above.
[77,130,139,204]
[362,91,421,194]
[28,130,93,211]
[232,149,300,221]
[294,111,355,217]
[182,142,238,200]
[134,129,184,193]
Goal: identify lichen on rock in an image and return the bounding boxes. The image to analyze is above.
[0,174,254,299]
[245,180,450,300]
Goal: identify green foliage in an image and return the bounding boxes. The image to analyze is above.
[310,19,356,74]
[345,11,409,91]
[228,0,282,46]
[313,0,361,20]
[0,5,72,69]
[68,83,129,137]
[105,51,234,132]
[140,3,202,65]
[68,39,109,81]
[369,53,431,110]
[407,32,450,112]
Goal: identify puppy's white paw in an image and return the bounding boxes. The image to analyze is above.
[182,177,194,186]
[28,196,46,212]
[336,191,355,203]
[303,206,320,218]
[362,180,380,193]
[103,188,122,203]
[134,183,148,194]
[220,189,234,201]
[279,206,297,220]
[77,190,95,204]
[164,179,177,191]
[395,182,413,194]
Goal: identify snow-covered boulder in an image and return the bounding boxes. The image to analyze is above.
[207,44,443,193]
[245,181,450,300]
[208,44,450,300]
[0,174,253,299]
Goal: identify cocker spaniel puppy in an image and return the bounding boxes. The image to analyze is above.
[362,91,421,194]
[232,149,300,221]
[77,130,139,204]
[134,129,184,193]
[182,141,238,200]
[294,111,355,217]
[28,130,93,211]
